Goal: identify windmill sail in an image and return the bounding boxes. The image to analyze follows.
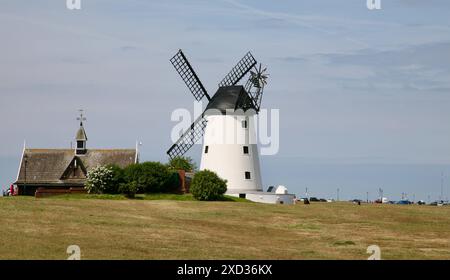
[167,115,208,159]
[170,50,210,101]
[218,52,257,87]
[244,64,268,112]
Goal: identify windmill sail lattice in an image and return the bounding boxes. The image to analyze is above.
[245,79,263,112]
[218,52,257,87]
[167,115,208,159]
[170,50,210,101]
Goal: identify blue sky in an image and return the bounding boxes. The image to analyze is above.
[1,0,450,200]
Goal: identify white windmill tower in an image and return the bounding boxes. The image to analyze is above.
[167,50,282,200]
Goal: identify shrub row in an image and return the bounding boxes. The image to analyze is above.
[86,156,196,196]
[86,157,228,200]
[86,162,178,196]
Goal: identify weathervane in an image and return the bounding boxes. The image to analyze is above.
[77,109,86,126]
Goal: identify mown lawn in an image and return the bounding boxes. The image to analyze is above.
[0,195,449,259]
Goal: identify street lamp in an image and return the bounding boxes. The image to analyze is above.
[135,140,143,163]
[23,154,28,196]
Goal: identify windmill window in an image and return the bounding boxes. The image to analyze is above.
[205,146,209,154]
[243,146,249,154]
[241,120,248,129]
[245,171,251,180]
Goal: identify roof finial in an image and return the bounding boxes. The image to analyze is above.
[77,109,86,126]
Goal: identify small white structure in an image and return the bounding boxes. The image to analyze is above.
[227,191,295,205]
[268,185,288,194]
[227,185,295,205]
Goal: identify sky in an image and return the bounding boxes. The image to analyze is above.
[1,0,450,201]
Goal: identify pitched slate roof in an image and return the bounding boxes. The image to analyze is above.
[15,149,136,185]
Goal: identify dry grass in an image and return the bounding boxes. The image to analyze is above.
[0,196,449,259]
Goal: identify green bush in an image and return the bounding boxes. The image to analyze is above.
[122,163,142,192]
[103,164,125,194]
[119,181,138,198]
[85,166,114,194]
[168,156,197,172]
[190,170,227,201]
[166,171,181,192]
[123,162,177,193]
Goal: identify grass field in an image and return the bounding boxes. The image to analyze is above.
[0,195,449,260]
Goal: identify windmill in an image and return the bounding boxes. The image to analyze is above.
[167,50,269,193]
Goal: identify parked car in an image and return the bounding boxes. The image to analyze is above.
[375,197,389,204]
[396,200,412,205]
[309,197,320,202]
[430,201,444,206]
[417,200,426,205]
[319,198,327,202]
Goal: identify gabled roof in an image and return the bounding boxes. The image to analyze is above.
[15,149,136,185]
[60,157,87,181]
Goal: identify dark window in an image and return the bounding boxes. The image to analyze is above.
[77,141,84,149]
[243,146,249,154]
[239,193,246,199]
[204,146,209,153]
[242,120,247,128]
[245,171,251,180]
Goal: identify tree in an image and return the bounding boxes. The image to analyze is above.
[85,166,114,194]
[168,156,197,172]
[190,170,227,201]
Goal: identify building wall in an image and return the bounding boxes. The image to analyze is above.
[17,185,40,196]
[17,184,84,196]
[200,114,263,192]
